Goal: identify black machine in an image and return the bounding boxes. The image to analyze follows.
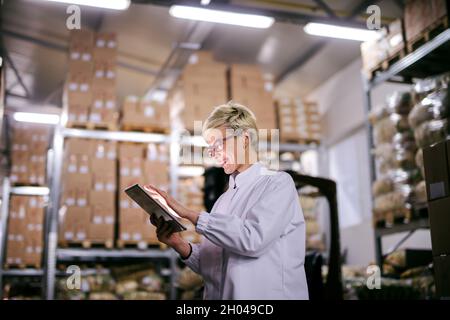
[203,167,343,300]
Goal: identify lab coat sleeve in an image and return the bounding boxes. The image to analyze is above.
[182,242,201,274]
[195,172,298,258]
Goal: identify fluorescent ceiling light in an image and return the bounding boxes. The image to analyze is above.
[39,0,130,10]
[169,5,274,29]
[13,112,60,125]
[304,22,378,41]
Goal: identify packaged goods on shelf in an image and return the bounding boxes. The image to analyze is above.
[117,142,169,246]
[122,96,170,131]
[56,264,168,300]
[230,64,277,131]
[408,74,449,149]
[177,176,204,244]
[404,0,449,43]
[299,192,326,252]
[10,123,51,186]
[170,51,228,132]
[277,98,321,143]
[6,196,46,267]
[370,91,426,225]
[59,138,117,245]
[66,30,118,128]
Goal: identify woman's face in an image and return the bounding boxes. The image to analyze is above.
[205,126,241,174]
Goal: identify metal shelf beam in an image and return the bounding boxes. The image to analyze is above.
[57,248,176,260]
[375,218,430,237]
[2,269,44,277]
[367,29,450,89]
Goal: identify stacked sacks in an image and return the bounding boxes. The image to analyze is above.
[409,73,450,205]
[370,91,422,226]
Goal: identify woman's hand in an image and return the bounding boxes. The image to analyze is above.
[150,215,191,259]
[144,184,200,225]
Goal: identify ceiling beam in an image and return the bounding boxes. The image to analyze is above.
[139,0,368,28]
[1,29,160,77]
[312,0,338,18]
[4,49,30,98]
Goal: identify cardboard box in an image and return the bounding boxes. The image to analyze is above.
[119,208,144,225]
[89,190,115,211]
[89,223,114,240]
[91,140,117,160]
[65,138,92,156]
[118,143,144,160]
[60,207,91,242]
[63,173,92,191]
[70,29,94,47]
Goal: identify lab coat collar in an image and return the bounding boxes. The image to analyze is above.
[229,162,266,190]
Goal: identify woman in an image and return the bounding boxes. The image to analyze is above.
[146,102,309,300]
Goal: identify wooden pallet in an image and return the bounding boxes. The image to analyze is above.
[59,239,114,249]
[407,17,449,53]
[116,239,166,250]
[365,48,407,80]
[66,121,118,131]
[373,207,412,228]
[280,138,321,145]
[4,263,41,270]
[122,124,169,134]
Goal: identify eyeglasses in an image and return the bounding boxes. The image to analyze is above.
[206,130,242,158]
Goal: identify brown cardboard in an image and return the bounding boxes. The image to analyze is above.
[70,29,94,46]
[89,223,114,240]
[63,173,92,191]
[65,138,92,156]
[89,190,115,211]
[118,143,144,160]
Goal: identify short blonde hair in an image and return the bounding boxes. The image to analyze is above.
[203,101,259,149]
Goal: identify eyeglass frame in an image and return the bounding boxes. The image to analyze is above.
[206,129,244,158]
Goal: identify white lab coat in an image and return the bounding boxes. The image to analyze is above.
[183,162,309,300]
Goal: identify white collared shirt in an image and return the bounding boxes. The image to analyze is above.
[183,162,309,300]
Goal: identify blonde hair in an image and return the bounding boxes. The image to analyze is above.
[203,101,259,150]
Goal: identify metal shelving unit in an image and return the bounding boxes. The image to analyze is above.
[1,113,320,300]
[0,178,50,298]
[363,28,450,269]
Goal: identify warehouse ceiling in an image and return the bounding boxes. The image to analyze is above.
[2,0,403,109]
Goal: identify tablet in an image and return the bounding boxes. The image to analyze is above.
[124,184,186,232]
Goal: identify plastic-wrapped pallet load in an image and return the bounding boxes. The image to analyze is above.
[407,73,450,204]
[65,30,119,129]
[370,91,424,226]
[117,142,169,248]
[6,196,45,268]
[59,138,116,247]
[10,123,50,186]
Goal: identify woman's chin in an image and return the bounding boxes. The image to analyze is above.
[222,163,235,174]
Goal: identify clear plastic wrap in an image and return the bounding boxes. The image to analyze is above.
[414,180,427,204]
[372,178,394,197]
[413,72,450,103]
[414,118,449,148]
[386,91,413,115]
[415,148,424,178]
[408,87,449,130]
[373,114,411,144]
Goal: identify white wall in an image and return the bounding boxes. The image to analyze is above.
[307,59,431,266]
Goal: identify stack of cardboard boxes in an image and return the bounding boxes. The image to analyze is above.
[122,96,170,131]
[66,30,119,129]
[299,195,325,252]
[404,0,449,49]
[10,124,50,186]
[229,64,277,132]
[177,176,204,244]
[59,138,116,246]
[6,196,45,267]
[277,99,321,143]
[170,52,228,132]
[118,142,169,247]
